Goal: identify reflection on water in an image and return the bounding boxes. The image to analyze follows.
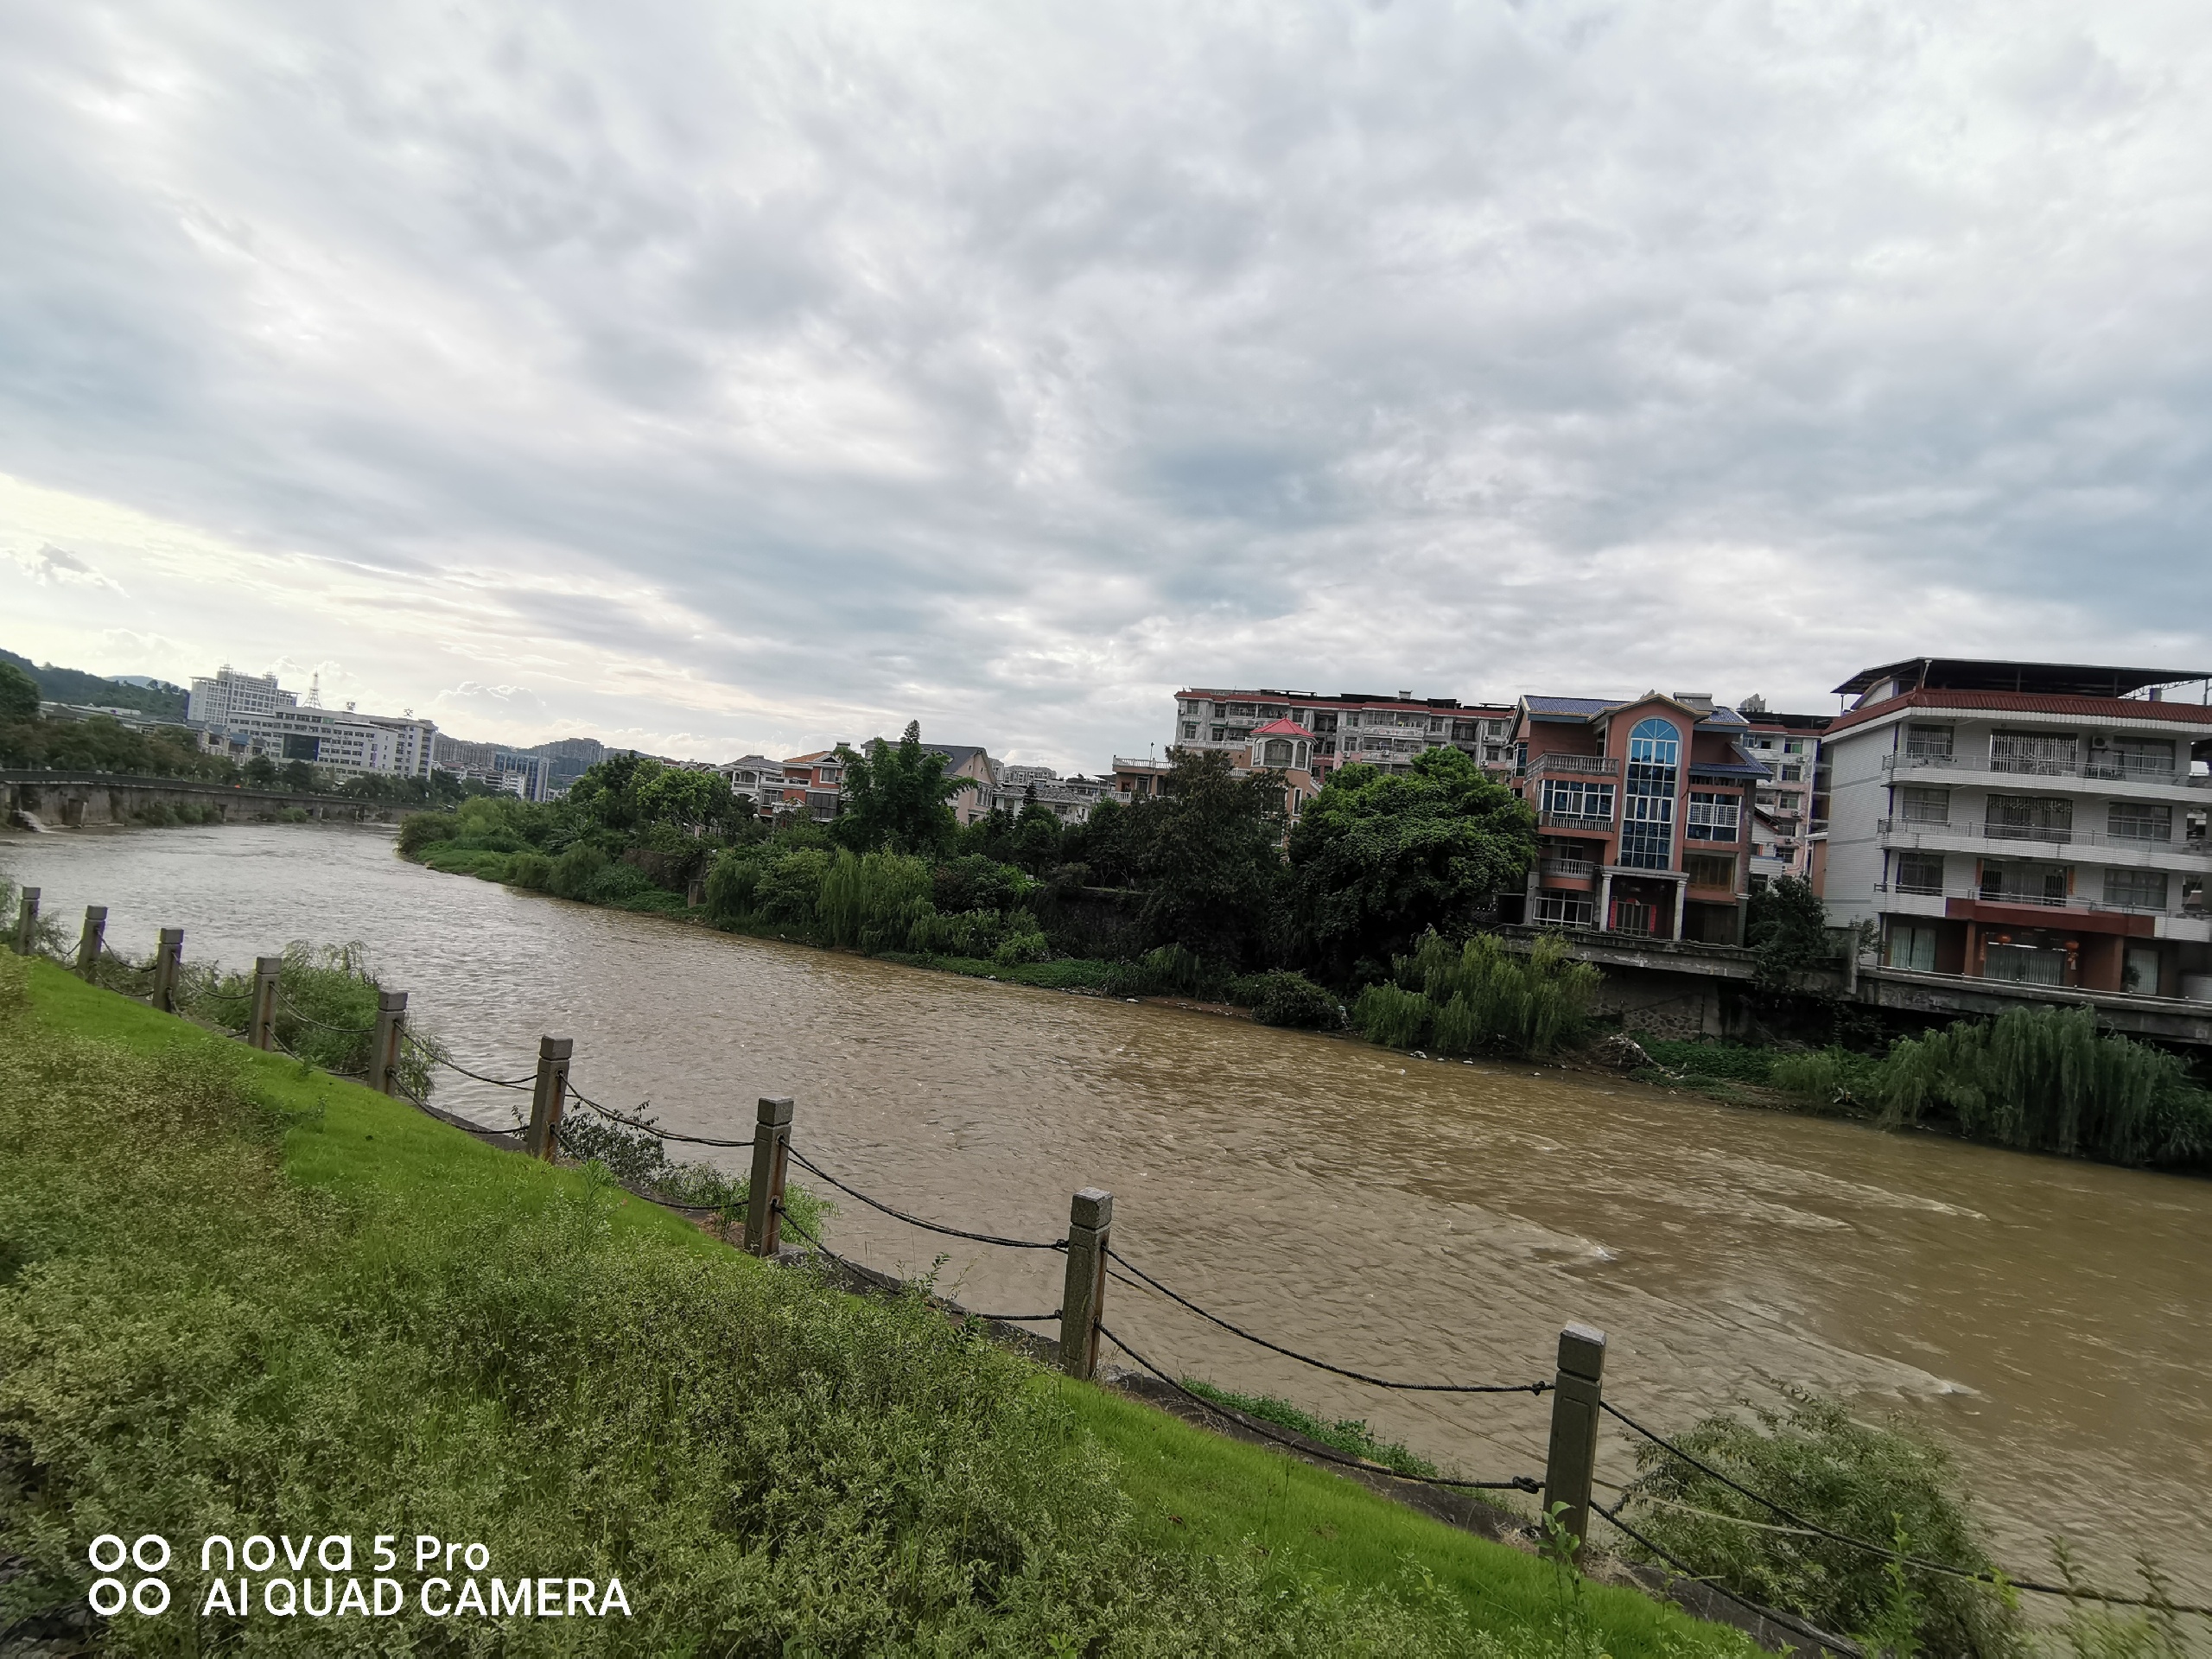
[8,823,2209,1599]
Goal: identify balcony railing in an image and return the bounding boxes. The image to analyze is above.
[1538,810,1614,833]
[1539,856,1598,880]
[1874,881,2196,918]
[1878,817,2210,855]
[1528,752,1620,778]
[1885,751,2207,786]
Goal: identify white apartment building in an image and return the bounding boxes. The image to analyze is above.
[188,665,435,780]
[987,764,1105,823]
[1735,701,1830,882]
[716,755,785,816]
[1819,658,2212,1000]
[1172,687,1515,778]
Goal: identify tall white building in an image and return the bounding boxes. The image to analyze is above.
[188,665,435,781]
[1818,657,2211,999]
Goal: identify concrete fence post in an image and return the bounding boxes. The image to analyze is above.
[249,956,283,1051]
[524,1036,574,1160]
[151,928,184,1013]
[744,1096,795,1256]
[1541,1323,1608,1563]
[74,906,108,981]
[371,989,408,1096]
[1059,1187,1113,1381]
[12,887,37,956]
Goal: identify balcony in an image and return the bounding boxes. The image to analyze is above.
[1878,817,2211,859]
[1885,751,2211,790]
[1539,856,1598,881]
[1528,752,1621,779]
[1539,810,1614,834]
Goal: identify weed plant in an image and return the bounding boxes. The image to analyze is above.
[1618,1392,2018,1657]
[1177,1378,1437,1478]
[183,941,435,1100]
[553,1108,830,1235]
[1630,1038,1777,1085]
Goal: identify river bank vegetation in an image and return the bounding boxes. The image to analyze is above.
[0,951,1774,1656]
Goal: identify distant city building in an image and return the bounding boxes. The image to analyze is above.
[1817,656,2211,997]
[187,665,435,780]
[984,764,1105,824]
[1172,686,1515,779]
[778,750,847,822]
[715,754,786,816]
[1734,696,1832,884]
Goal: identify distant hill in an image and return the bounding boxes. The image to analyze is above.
[1,647,190,720]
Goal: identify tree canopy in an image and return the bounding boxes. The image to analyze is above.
[1287,747,1536,987]
[832,722,976,855]
[1127,748,1287,966]
[0,662,39,724]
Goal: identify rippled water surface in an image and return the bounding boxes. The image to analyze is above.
[9,823,2209,1600]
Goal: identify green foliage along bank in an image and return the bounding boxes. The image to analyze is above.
[0,954,1757,1657]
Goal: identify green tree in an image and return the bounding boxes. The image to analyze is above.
[567,753,656,832]
[832,722,976,855]
[278,759,316,791]
[1287,747,1536,988]
[0,661,39,723]
[1745,874,1837,991]
[1009,785,1065,874]
[1127,748,1287,966]
[242,754,278,786]
[636,765,741,835]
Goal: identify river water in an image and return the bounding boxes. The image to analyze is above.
[6,822,2208,1604]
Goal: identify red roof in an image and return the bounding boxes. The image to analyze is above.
[1249,718,1309,737]
[1826,689,2212,737]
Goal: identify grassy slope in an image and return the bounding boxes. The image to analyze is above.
[14,960,1729,1656]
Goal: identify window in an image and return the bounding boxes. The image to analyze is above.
[1780,763,1804,782]
[1181,722,1198,739]
[1685,853,1735,889]
[1210,726,1227,742]
[1687,791,1739,841]
[2089,735,2177,780]
[2103,869,2170,912]
[2124,945,2162,995]
[1262,738,1294,766]
[1783,740,1806,755]
[1990,730,2077,775]
[1895,852,1945,894]
[1980,861,2069,905]
[1904,724,1953,759]
[1986,795,2073,841]
[1898,785,1950,824]
[1541,779,1616,821]
[1888,923,1939,971]
[1985,944,2064,985]
[1619,718,1679,869]
[2108,801,2173,842]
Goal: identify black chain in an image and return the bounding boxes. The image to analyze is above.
[785,1147,1065,1249]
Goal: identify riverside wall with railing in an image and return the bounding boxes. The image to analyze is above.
[15,882,2212,1650]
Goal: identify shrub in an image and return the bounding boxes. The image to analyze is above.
[1352,982,1432,1049]
[397,811,459,855]
[1770,1048,1878,1112]
[1236,970,1342,1029]
[989,920,1051,966]
[183,941,434,1100]
[1103,943,1233,999]
[582,861,658,905]
[1618,1393,2017,1658]
[1876,1005,2211,1166]
[1634,1038,1775,1084]
[506,850,554,891]
[1376,931,1599,1058]
[818,849,935,951]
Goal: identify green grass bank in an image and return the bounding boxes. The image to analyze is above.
[0,955,1757,1656]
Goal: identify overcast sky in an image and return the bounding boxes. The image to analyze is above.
[3,2,2209,768]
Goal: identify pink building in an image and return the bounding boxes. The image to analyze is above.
[1506,692,1768,943]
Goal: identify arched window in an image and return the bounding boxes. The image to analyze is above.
[1263,738,1293,766]
[1620,718,1679,869]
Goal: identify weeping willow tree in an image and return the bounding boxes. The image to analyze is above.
[1352,931,1600,1059]
[1877,1005,2211,1167]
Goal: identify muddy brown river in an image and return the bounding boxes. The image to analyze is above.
[6,822,2208,1605]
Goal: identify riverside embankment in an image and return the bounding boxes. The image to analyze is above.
[7,820,2211,1611]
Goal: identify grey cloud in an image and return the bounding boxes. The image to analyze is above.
[0,0,2208,772]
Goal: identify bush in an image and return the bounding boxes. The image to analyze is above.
[1618,1393,2017,1658]
[1367,931,1599,1058]
[818,849,935,951]
[184,941,433,1099]
[1770,1048,1879,1112]
[1103,943,1234,1000]
[1876,1005,2211,1166]
[397,811,460,855]
[1235,970,1342,1029]
[1352,982,1433,1049]
[1633,1038,1775,1084]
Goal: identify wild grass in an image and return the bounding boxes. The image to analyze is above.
[0,956,1758,1657]
[182,939,435,1099]
[1177,1378,1439,1478]
[553,1105,831,1236]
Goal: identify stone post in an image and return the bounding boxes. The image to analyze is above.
[75,906,107,980]
[371,989,408,1096]
[1541,1323,1607,1564]
[151,927,184,1013]
[249,956,283,1050]
[1059,1187,1114,1381]
[12,887,37,956]
[745,1096,795,1256]
[525,1036,574,1160]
